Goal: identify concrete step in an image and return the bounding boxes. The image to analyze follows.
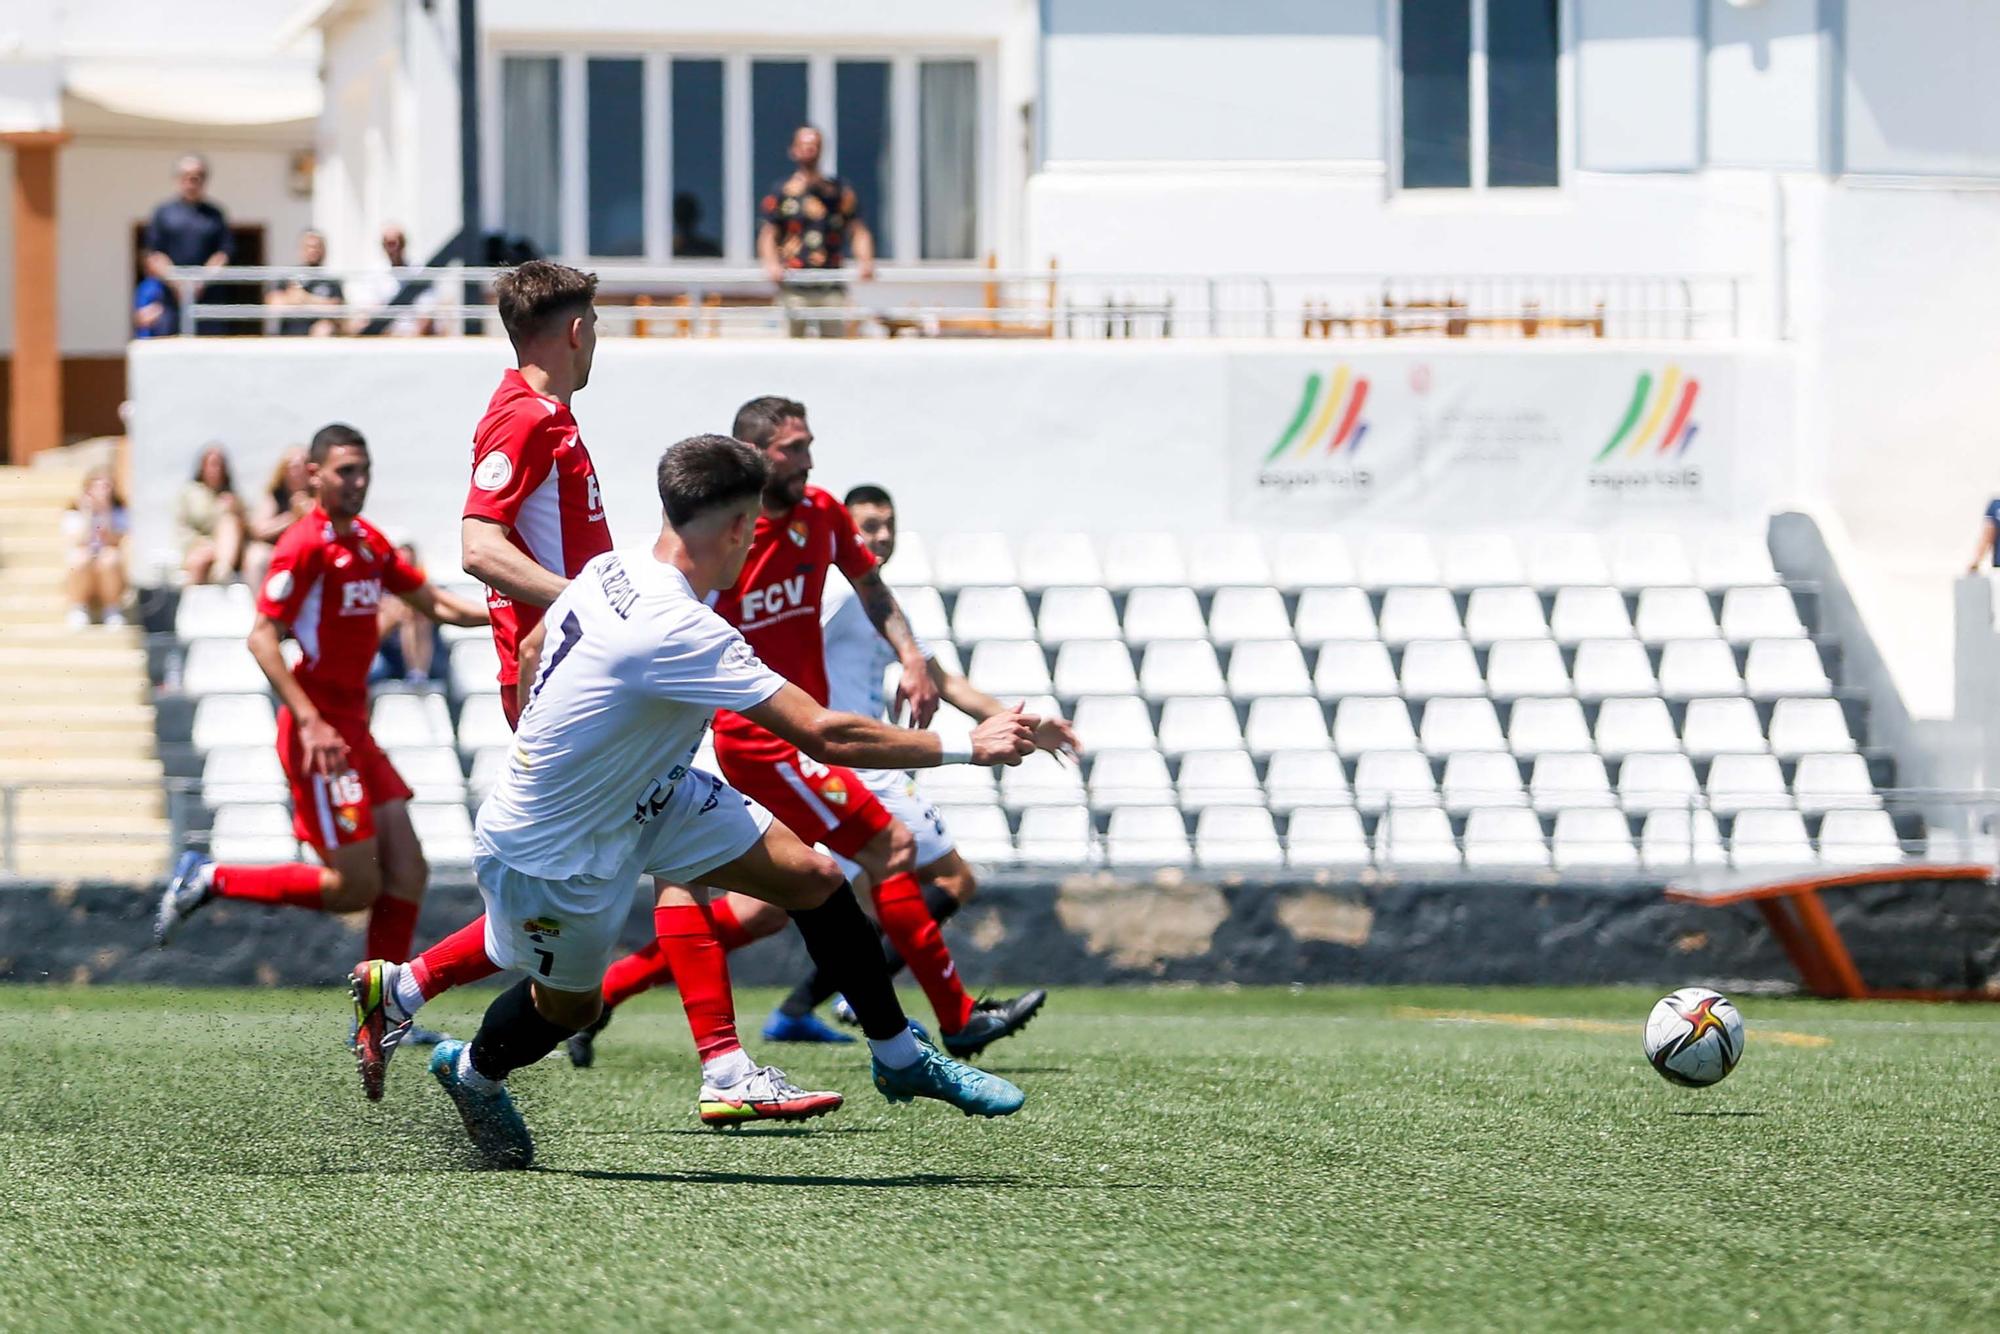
[0,754,162,782]
[16,785,166,820]
[0,467,85,500]
[6,842,170,882]
[0,623,143,649]
[14,813,171,840]
[0,702,155,732]
[0,564,69,592]
[0,730,158,761]
[0,530,70,558]
[0,646,148,676]
[0,675,150,704]
[0,595,68,626]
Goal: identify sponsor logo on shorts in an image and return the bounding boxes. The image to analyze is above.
[523,916,561,940]
[820,775,848,807]
[635,778,671,824]
[335,806,360,835]
[474,451,514,491]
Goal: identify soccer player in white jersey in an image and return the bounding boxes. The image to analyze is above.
[763,483,1082,1038]
[348,434,1038,1168]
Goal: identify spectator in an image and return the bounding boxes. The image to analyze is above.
[673,192,723,258]
[347,225,437,336]
[757,124,875,337]
[142,154,233,335]
[243,446,315,585]
[63,468,129,629]
[176,444,246,584]
[1970,499,2000,573]
[265,229,343,337]
[133,274,178,338]
[371,543,447,685]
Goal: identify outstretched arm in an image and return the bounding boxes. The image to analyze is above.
[399,582,490,628]
[928,658,1081,759]
[741,682,1033,771]
[852,566,939,727]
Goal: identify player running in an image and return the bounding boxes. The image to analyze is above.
[348,434,1036,1168]
[154,425,489,981]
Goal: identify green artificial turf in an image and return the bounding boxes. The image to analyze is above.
[0,984,1995,1331]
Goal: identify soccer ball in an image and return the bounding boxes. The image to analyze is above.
[1643,987,1744,1087]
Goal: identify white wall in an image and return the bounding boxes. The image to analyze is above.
[1704,0,1825,170]
[1576,0,1702,173]
[1843,0,2000,177]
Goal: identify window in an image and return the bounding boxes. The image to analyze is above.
[500,56,561,251]
[835,61,894,258]
[670,60,725,259]
[587,59,644,256]
[1398,0,1560,190]
[749,60,810,251]
[919,60,979,260]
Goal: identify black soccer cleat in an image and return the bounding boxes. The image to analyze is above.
[941,989,1047,1059]
[565,1007,612,1069]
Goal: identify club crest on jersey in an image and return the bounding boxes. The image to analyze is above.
[787,520,809,548]
[523,916,562,940]
[820,775,849,807]
[474,451,513,491]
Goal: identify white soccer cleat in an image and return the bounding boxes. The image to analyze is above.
[697,1065,844,1128]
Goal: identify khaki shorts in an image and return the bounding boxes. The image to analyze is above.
[780,284,850,338]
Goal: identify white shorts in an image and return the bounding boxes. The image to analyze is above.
[829,770,957,883]
[475,769,772,992]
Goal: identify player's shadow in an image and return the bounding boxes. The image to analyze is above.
[545,1166,1022,1189]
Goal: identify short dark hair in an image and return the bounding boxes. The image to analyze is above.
[494,260,599,348]
[844,484,892,511]
[658,434,769,527]
[308,423,367,465]
[732,395,807,448]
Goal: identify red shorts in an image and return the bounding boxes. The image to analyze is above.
[278,706,412,855]
[501,685,523,731]
[713,727,892,859]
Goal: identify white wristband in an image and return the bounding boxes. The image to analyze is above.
[938,738,973,765]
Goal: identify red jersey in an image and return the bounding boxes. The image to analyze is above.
[712,486,878,743]
[463,368,613,684]
[256,507,424,717]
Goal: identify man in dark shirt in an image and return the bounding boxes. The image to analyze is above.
[757,125,875,337]
[267,229,344,337]
[143,155,234,334]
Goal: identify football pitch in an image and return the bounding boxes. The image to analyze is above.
[1,984,1995,1331]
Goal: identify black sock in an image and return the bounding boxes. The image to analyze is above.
[469,978,584,1082]
[788,882,908,1040]
[780,881,965,1017]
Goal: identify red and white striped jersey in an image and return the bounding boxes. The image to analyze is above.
[256,507,424,716]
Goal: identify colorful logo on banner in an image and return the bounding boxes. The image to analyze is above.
[1263,368,1371,462]
[1595,367,1700,462]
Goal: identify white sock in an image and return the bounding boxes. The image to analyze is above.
[196,862,217,893]
[701,1046,757,1087]
[387,964,425,1023]
[456,1044,500,1093]
[869,1028,923,1070]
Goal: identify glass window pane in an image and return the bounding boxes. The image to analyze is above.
[587,59,644,256]
[1487,0,1560,187]
[670,59,725,259]
[835,61,894,259]
[919,60,978,260]
[1399,0,1470,189]
[751,60,810,251]
[501,56,562,254]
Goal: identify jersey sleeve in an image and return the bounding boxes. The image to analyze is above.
[384,543,426,596]
[651,611,789,712]
[463,415,559,528]
[828,500,879,582]
[255,529,321,627]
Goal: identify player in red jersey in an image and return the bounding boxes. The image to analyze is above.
[154,425,489,998]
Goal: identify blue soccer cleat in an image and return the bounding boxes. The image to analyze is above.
[428,1039,534,1169]
[154,850,213,947]
[761,1008,856,1044]
[872,1044,1025,1118]
[831,997,928,1044]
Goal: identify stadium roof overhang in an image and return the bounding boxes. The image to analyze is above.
[62,59,321,128]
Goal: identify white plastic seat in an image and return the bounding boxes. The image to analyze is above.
[1070,695,1157,751]
[1419,697,1505,758]
[1608,533,1695,590]
[1105,806,1192,867]
[1634,588,1719,645]
[1525,533,1610,592]
[175,583,255,640]
[1695,533,1779,590]
[1016,806,1096,867]
[1036,586,1120,643]
[930,532,1016,590]
[1507,697,1592,757]
[1594,697,1678,758]
[1463,807,1550,869]
[1333,697,1417,755]
[1641,808,1727,870]
[182,639,267,695]
[448,639,502,698]
[456,694,513,756]
[1681,697,1767,758]
[967,641,1052,696]
[1245,697,1331,758]
[1207,587,1293,646]
[1122,587,1207,646]
[1227,640,1312,700]
[389,746,467,803]
[1730,809,1816,868]
[1088,748,1176,809]
[1440,750,1527,814]
[1617,752,1702,814]
[1269,532,1356,591]
[1177,749,1263,812]
[1356,533,1441,591]
[200,746,287,807]
[1378,588,1462,645]
[1705,753,1791,815]
[1000,751,1086,811]
[1286,806,1372,868]
[1156,696,1244,756]
[952,586,1035,643]
[1530,753,1615,814]
[1015,533,1102,592]
[209,803,301,863]
[1485,639,1571,700]
[1818,809,1904,865]
[1353,749,1440,815]
[1552,808,1639,871]
[1440,534,1525,592]
[1140,641,1225,701]
[1745,639,1832,699]
[1769,698,1854,758]
[1720,586,1806,643]
[1187,533,1272,592]
[467,746,508,803]
[1195,806,1284,867]
[1793,752,1882,813]
[886,532,933,587]
[1571,639,1658,700]
[893,585,952,643]
[1658,640,1745,699]
[372,692,453,749]
[1549,587,1633,645]
[1463,587,1548,646]
[1314,640,1399,698]
[191,693,278,752]
[1400,640,1485,700]
[1294,587,1378,644]
[1378,806,1461,869]
[915,763,999,807]
[410,803,476,864]
[1265,751,1352,812]
[1053,641,1138,699]
[1101,533,1187,592]
[935,804,1017,867]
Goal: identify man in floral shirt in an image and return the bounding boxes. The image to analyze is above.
[758,125,876,337]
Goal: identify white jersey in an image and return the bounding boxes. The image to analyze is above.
[821,576,934,724]
[476,547,787,882]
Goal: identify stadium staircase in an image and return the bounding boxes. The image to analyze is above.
[0,461,170,881]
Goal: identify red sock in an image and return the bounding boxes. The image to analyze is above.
[872,871,976,1033]
[602,940,674,1009]
[657,903,741,1063]
[705,896,761,952]
[209,863,326,907]
[408,915,499,999]
[365,895,421,963]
